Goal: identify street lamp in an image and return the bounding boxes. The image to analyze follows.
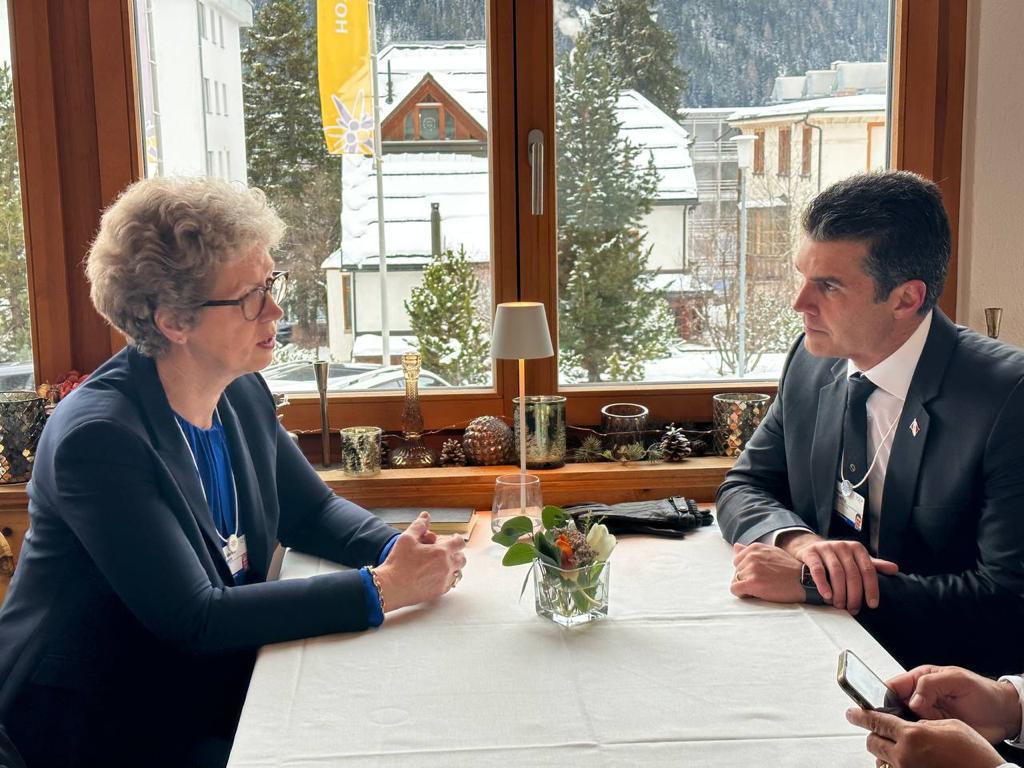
[730,133,757,378]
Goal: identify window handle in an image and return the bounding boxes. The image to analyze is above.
[528,129,544,216]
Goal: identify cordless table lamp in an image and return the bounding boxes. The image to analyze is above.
[491,303,555,511]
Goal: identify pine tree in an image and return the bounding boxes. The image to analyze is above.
[404,245,490,386]
[556,38,676,382]
[242,0,340,338]
[579,0,688,119]
[0,63,29,363]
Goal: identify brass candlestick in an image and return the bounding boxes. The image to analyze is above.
[985,307,1003,340]
[313,360,331,466]
[389,352,436,468]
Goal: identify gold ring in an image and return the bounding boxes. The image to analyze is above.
[450,570,463,589]
[880,762,892,768]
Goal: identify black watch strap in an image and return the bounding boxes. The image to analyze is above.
[800,563,827,605]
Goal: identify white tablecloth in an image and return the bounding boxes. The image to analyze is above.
[228,521,899,767]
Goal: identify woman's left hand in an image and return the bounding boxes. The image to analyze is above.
[846,707,1005,768]
[373,512,467,611]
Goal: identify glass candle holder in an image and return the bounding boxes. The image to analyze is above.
[713,393,771,457]
[340,426,383,477]
[600,402,649,448]
[491,473,542,534]
[0,391,47,484]
[513,395,567,469]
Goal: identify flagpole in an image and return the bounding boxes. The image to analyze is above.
[367,0,390,365]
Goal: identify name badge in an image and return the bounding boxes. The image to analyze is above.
[834,482,865,532]
[222,534,249,577]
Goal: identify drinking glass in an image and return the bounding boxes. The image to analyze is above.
[491,473,542,534]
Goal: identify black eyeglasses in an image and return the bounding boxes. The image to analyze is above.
[201,270,289,321]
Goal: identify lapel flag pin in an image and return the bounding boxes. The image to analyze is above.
[910,418,921,437]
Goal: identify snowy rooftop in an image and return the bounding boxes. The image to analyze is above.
[728,93,886,123]
[323,152,491,270]
[378,42,488,127]
[616,90,698,204]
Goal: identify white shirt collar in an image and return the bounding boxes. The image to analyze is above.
[847,310,933,402]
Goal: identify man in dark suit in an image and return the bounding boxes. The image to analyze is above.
[718,170,1024,675]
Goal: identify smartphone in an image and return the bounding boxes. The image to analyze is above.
[837,650,916,720]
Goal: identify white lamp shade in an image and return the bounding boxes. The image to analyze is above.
[731,133,757,171]
[491,302,554,360]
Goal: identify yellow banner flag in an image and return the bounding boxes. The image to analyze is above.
[317,0,375,155]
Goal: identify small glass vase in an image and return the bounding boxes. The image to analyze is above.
[532,558,610,627]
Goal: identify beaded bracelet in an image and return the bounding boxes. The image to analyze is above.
[366,566,386,614]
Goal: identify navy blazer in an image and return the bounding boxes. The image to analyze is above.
[717,310,1024,675]
[0,347,396,766]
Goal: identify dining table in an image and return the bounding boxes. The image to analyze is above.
[227,514,899,767]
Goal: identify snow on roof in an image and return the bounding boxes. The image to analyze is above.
[323,152,491,270]
[649,272,701,293]
[834,61,887,94]
[769,76,806,103]
[727,93,886,123]
[378,42,488,127]
[616,89,698,204]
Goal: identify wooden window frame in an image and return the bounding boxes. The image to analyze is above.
[801,125,813,177]
[752,128,765,175]
[7,0,966,435]
[778,126,791,176]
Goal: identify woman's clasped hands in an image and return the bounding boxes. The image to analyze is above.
[373,512,467,611]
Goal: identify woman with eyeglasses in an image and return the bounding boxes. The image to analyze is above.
[0,177,466,768]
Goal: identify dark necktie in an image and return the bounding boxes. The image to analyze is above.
[842,372,878,542]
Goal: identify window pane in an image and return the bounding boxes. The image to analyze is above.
[0,7,34,393]
[133,0,493,393]
[418,106,440,140]
[554,1,891,384]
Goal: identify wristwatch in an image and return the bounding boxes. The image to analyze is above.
[800,563,827,605]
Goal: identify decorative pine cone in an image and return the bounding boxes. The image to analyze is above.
[439,438,467,467]
[689,438,709,457]
[462,416,514,465]
[659,424,692,462]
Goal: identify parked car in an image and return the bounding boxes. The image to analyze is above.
[0,362,35,392]
[275,322,294,345]
[261,361,450,394]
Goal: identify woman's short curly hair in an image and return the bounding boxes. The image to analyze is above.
[86,176,286,357]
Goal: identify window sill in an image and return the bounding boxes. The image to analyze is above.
[0,456,733,514]
[321,457,733,509]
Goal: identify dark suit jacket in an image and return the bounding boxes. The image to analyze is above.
[717,311,1024,675]
[0,347,397,767]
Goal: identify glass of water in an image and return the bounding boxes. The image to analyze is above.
[491,473,542,534]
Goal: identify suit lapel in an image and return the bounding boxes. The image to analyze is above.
[128,349,234,584]
[877,311,958,561]
[810,358,848,534]
[217,393,270,579]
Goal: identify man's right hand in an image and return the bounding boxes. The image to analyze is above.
[776,531,898,614]
[887,665,1023,744]
[373,512,467,612]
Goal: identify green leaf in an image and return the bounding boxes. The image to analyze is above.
[491,516,536,547]
[535,530,563,565]
[542,505,568,529]
[502,541,538,566]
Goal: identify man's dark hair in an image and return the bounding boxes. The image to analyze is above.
[802,170,951,313]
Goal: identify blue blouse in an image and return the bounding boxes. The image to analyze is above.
[175,410,398,622]
[174,411,246,585]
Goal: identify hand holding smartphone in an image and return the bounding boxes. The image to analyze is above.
[837,649,917,720]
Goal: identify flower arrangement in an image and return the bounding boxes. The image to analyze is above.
[492,505,616,626]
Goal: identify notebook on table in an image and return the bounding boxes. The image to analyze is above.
[370,507,478,538]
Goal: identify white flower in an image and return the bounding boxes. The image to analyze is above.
[585,523,616,562]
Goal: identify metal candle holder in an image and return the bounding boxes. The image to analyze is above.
[313,360,331,466]
[985,307,1003,340]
